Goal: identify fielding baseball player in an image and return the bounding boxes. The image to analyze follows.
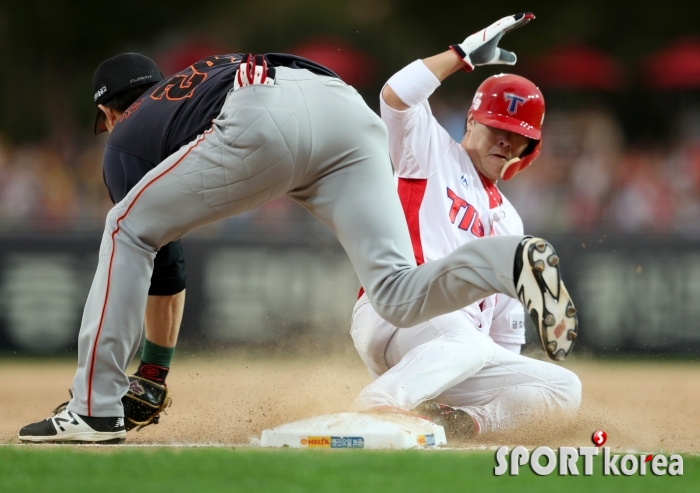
[19,13,577,444]
[351,16,581,440]
[92,54,183,430]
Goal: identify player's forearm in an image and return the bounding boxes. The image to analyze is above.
[382,57,444,111]
[422,50,466,82]
[382,51,463,111]
[144,290,186,347]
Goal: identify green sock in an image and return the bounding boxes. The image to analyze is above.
[141,339,175,367]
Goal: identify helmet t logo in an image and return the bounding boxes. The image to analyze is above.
[504,93,526,114]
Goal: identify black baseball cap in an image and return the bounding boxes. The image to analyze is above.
[92,53,163,134]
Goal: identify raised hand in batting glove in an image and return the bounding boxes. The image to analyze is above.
[450,13,535,72]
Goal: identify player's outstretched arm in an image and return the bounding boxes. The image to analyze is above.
[383,13,535,111]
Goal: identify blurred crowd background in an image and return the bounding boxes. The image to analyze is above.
[1,0,700,354]
[0,0,698,238]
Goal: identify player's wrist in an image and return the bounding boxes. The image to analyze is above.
[448,45,474,72]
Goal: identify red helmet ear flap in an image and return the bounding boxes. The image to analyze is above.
[500,139,542,181]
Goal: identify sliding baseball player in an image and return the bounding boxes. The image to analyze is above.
[352,14,581,440]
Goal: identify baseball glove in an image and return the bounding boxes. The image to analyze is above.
[122,375,172,431]
[52,375,171,432]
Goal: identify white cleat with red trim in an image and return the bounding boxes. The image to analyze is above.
[515,237,578,361]
[18,409,126,444]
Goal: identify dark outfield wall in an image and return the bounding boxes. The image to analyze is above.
[0,235,698,354]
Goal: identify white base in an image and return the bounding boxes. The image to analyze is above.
[260,412,446,450]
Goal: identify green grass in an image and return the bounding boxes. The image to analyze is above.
[1,448,698,493]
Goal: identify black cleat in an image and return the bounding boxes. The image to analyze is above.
[19,409,126,444]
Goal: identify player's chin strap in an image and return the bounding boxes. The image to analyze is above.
[234,54,277,90]
[500,139,542,181]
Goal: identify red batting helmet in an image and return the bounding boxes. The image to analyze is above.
[470,74,545,180]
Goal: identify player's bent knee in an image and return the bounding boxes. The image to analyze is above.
[555,367,582,412]
[373,308,410,329]
[443,330,493,373]
[366,288,429,329]
[104,205,121,231]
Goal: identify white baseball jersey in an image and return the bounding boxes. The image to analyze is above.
[380,93,525,341]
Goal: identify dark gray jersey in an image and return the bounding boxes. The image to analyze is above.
[103,53,337,202]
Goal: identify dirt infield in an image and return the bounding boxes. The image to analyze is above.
[1,351,698,452]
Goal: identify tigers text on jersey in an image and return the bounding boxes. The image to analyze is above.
[381,94,524,334]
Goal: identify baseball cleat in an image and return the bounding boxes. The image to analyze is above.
[514,237,578,361]
[18,409,126,444]
[413,402,477,441]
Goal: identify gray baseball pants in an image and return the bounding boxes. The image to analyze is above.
[67,67,525,416]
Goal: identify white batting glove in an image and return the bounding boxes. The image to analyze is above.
[450,13,535,72]
[234,54,276,90]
